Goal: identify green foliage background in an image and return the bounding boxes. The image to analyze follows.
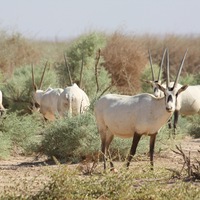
[0,29,200,199]
[0,30,199,161]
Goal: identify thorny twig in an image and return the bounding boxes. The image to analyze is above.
[169,145,200,181]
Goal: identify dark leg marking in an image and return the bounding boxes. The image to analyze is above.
[173,110,179,135]
[126,133,142,168]
[149,133,157,170]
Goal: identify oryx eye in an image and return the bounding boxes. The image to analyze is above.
[167,95,173,103]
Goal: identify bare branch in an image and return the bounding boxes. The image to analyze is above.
[97,84,113,99]
[170,145,200,181]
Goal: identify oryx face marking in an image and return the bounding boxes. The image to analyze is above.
[165,90,175,112]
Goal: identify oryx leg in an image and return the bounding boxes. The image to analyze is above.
[167,118,172,129]
[126,132,142,168]
[149,133,157,170]
[100,129,114,170]
[173,110,179,135]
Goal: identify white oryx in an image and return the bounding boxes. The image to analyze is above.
[148,49,200,132]
[57,83,90,118]
[32,64,63,121]
[0,90,6,116]
[57,53,90,118]
[94,49,188,170]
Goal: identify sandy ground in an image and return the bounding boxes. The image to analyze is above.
[0,136,199,196]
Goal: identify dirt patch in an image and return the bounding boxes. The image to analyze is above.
[0,137,199,196]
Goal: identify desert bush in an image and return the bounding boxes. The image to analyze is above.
[2,64,60,113]
[0,112,43,158]
[102,31,147,94]
[185,115,200,138]
[142,34,200,78]
[55,32,112,99]
[0,30,41,77]
[180,72,200,86]
[39,112,100,161]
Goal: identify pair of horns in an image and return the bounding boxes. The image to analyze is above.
[148,48,166,82]
[148,48,188,88]
[31,61,48,91]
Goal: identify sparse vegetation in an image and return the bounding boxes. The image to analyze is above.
[170,145,200,181]
[0,112,43,158]
[1,163,200,199]
[0,28,200,198]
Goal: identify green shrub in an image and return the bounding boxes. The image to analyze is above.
[2,64,60,113]
[40,112,100,161]
[0,130,11,158]
[55,32,112,98]
[185,115,200,138]
[0,112,43,158]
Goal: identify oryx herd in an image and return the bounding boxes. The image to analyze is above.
[0,48,199,170]
[31,62,90,121]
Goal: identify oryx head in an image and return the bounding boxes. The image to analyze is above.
[148,48,167,98]
[156,49,188,112]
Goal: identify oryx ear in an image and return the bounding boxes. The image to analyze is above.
[177,85,188,96]
[155,83,166,93]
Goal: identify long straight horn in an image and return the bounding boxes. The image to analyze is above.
[64,53,73,86]
[158,48,167,82]
[39,61,48,89]
[79,53,84,88]
[31,64,37,92]
[173,49,188,88]
[166,49,170,88]
[148,49,155,81]
[95,48,101,94]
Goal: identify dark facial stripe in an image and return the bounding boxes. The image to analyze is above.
[154,88,158,93]
[167,95,173,103]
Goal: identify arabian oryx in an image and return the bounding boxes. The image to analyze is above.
[148,49,200,133]
[32,64,63,121]
[94,49,188,171]
[57,83,90,118]
[57,53,90,118]
[0,90,6,116]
